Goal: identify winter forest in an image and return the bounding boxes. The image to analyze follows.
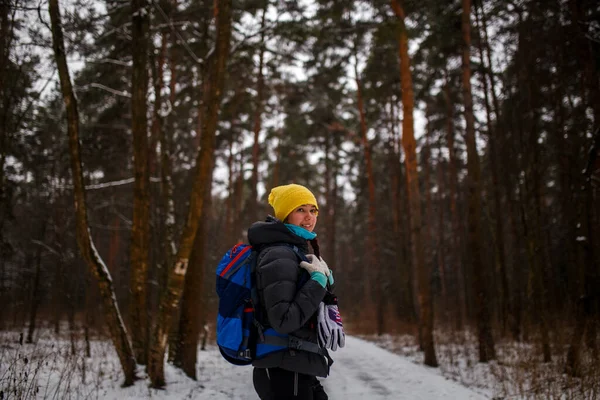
[1,0,599,398]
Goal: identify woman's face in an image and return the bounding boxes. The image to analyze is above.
[285,204,319,232]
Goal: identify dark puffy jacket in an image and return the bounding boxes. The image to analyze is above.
[248,216,329,377]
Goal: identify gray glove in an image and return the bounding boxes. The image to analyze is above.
[317,302,330,348]
[300,254,330,276]
[316,301,345,351]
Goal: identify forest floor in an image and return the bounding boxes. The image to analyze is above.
[0,328,597,399]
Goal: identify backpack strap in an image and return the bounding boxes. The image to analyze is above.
[263,335,325,356]
[286,244,309,263]
[260,333,334,367]
[259,242,309,263]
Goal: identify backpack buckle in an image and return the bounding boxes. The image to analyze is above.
[289,337,302,350]
[239,349,252,359]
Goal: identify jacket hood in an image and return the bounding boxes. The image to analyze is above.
[248,216,308,252]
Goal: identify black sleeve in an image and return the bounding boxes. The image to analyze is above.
[256,246,326,334]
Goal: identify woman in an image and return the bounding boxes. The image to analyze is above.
[248,183,343,400]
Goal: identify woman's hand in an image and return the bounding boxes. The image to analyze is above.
[300,254,331,276]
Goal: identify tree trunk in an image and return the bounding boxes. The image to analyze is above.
[0,2,12,318]
[249,1,268,223]
[565,295,592,377]
[224,138,235,243]
[177,185,211,378]
[354,60,378,314]
[271,130,281,190]
[329,130,340,271]
[129,0,151,365]
[424,105,444,298]
[53,240,64,335]
[532,141,552,363]
[175,53,218,371]
[436,139,448,323]
[461,0,495,362]
[389,102,415,322]
[442,75,466,330]
[84,275,93,358]
[516,7,551,361]
[477,0,520,340]
[235,153,244,230]
[147,0,232,387]
[26,223,46,344]
[391,0,437,367]
[48,0,137,385]
[473,2,510,336]
[323,124,339,268]
[0,0,9,207]
[566,128,600,375]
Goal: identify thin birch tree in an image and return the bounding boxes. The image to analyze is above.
[48,0,137,385]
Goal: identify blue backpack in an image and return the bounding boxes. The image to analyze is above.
[215,243,327,365]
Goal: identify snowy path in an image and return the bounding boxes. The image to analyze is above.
[113,336,488,399]
[322,336,486,399]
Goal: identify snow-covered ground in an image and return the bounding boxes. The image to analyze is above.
[190,335,488,399]
[319,336,488,399]
[3,328,598,399]
[1,330,488,399]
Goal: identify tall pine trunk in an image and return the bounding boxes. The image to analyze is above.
[27,221,46,344]
[476,0,519,340]
[461,0,495,362]
[473,3,509,336]
[147,0,232,387]
[391,0,437,367]
[0,2,11,325]
[566,128,600,375]
[442,75,466,330]
[0,0,8,210]
[129,0,151,365]
[249,1,268,223]
[389,106,415,322]
[324,125,339,269]
[48,0,137,385]
[177,187,212,378]
[354,58,378,325]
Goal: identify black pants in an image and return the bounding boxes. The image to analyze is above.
[253,367,328,400]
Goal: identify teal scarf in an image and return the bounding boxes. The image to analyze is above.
[285,224,317,240]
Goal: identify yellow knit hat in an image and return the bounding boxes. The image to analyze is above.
[268,184,318,222]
